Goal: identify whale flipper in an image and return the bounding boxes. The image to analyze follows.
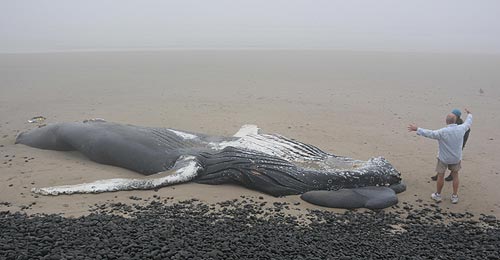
[32,155,203,195]
[300,187,398,209]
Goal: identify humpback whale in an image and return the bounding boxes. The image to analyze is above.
[15,120,405,209]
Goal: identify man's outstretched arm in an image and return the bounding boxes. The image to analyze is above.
[462,108,473,130]
[408,123,440,140]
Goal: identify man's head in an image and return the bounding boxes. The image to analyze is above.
[446,114,457,125]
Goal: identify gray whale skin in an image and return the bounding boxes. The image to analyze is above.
[16,120,405,209]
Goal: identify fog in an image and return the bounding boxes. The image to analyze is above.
[1,0,499,53]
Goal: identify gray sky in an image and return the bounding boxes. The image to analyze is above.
[1,0,499,53]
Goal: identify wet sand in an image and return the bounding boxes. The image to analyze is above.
[0,50,499,217]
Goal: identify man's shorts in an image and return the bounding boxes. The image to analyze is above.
[436,159,461,174]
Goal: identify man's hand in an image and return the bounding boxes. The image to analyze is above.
[408,124,418,132]
[464,108,471,114]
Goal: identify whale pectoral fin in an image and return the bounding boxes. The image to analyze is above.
[32,155,203,196]
[300,187,398,209]
[389,182,406,194]
[233,124,260,138]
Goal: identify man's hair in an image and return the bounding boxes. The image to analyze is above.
[446,114,457,124]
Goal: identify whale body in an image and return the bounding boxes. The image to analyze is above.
[16,120,405,209]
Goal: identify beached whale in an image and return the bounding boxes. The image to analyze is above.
[15,120,405,209]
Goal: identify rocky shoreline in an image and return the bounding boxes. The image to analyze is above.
[1,197,498,260]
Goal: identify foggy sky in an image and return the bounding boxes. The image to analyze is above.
[1,0,499,53]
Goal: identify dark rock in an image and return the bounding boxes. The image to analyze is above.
[482,215,497,223]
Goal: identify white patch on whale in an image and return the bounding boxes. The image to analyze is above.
[167,129,198,140]
[233,124,260,137]
[210,133,325,162]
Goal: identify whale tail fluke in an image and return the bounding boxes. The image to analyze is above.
[31,155,203,196]
[16,124,75,151]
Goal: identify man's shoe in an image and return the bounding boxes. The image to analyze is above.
[445,175,453,181]
[431,193,442,203]
[431,175,438,181]
[451,194,459,204]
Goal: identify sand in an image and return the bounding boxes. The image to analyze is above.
[0,49,499,218]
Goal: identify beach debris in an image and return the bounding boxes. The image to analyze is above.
[479,88,484,94]
[83,118,106,123]
[28,116,46,123]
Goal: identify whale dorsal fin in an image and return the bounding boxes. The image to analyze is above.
[233,124,260,137]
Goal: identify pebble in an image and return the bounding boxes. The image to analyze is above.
[128,196,142,201]
[482,215,497,223]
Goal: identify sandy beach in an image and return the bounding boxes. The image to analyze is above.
[0,49,499,218]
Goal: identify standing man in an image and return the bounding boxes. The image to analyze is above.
[431,108,472,182]
[408,108,473,204]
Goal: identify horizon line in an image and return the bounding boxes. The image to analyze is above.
[1,47,499,55]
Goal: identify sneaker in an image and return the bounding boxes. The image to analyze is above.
[431,193,442,203]
[451,195,459,204]
[445,175,453,181]
[431,175,438,181]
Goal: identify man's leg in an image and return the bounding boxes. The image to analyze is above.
[449,161,461,204]
[431,172,445,202]
[435,159,447,194]
[451,170,459,195]
[432,159,446,202]
[436,172,445,194]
